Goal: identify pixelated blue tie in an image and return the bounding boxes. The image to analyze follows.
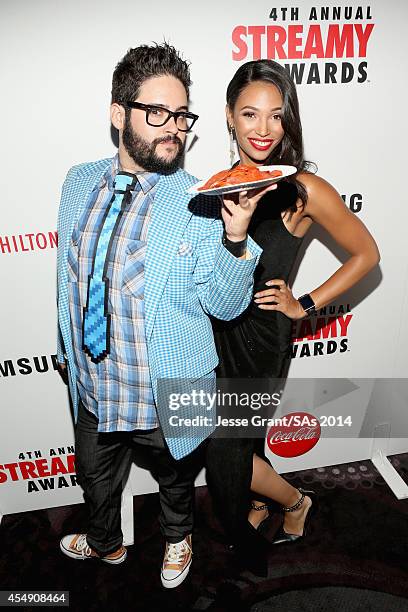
[83,172,138,363]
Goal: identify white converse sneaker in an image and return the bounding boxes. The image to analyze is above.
[161,534,192,588]
[60,534,127,564]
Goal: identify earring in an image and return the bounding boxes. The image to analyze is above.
[229,125,237,166]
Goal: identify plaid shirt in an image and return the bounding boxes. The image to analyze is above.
[68,157,159,431]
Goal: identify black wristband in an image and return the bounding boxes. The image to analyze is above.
[298,293,316,315]
[222,231,247,258]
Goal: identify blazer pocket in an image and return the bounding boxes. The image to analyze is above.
[122,240,147,299]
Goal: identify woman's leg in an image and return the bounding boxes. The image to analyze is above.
[250,454,312,535]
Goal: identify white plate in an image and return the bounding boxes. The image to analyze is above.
[187,165,297,196]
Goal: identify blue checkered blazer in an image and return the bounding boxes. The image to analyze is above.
[57,158,262,459]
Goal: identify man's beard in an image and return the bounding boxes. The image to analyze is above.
[122,116,185,174]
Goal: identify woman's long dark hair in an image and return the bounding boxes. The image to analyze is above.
[227,60,315,211]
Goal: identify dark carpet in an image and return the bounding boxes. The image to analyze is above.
[1,454,408,612]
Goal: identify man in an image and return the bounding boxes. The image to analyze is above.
[56,43,269,588]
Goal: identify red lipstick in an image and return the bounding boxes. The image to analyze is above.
[248,138,274,151]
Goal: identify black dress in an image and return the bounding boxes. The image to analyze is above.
[206,182,304,540]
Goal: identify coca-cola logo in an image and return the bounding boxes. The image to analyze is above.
[267,412,321,457]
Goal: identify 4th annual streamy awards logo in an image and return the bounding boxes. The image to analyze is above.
[291,303,352,358]
[0,448,77,493]
[232,5,374,84]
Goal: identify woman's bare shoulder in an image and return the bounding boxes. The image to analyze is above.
[296,171,338,198]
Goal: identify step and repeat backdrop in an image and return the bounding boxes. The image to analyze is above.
[0,0,407,516]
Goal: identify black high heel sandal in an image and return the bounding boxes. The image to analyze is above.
[272,488,318,545]
[250,501,270,532]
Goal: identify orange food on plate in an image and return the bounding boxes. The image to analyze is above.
[198,164,282,191]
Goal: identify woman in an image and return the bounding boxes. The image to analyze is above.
[206,59,380,566]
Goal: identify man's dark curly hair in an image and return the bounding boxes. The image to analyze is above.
[111,42,192,105]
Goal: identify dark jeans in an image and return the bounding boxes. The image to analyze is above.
[75,400,200,556]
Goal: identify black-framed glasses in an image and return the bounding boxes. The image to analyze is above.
[126,101,199,132]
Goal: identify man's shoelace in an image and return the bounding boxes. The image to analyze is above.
[165,540,191,565]
[74,535,92,557]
